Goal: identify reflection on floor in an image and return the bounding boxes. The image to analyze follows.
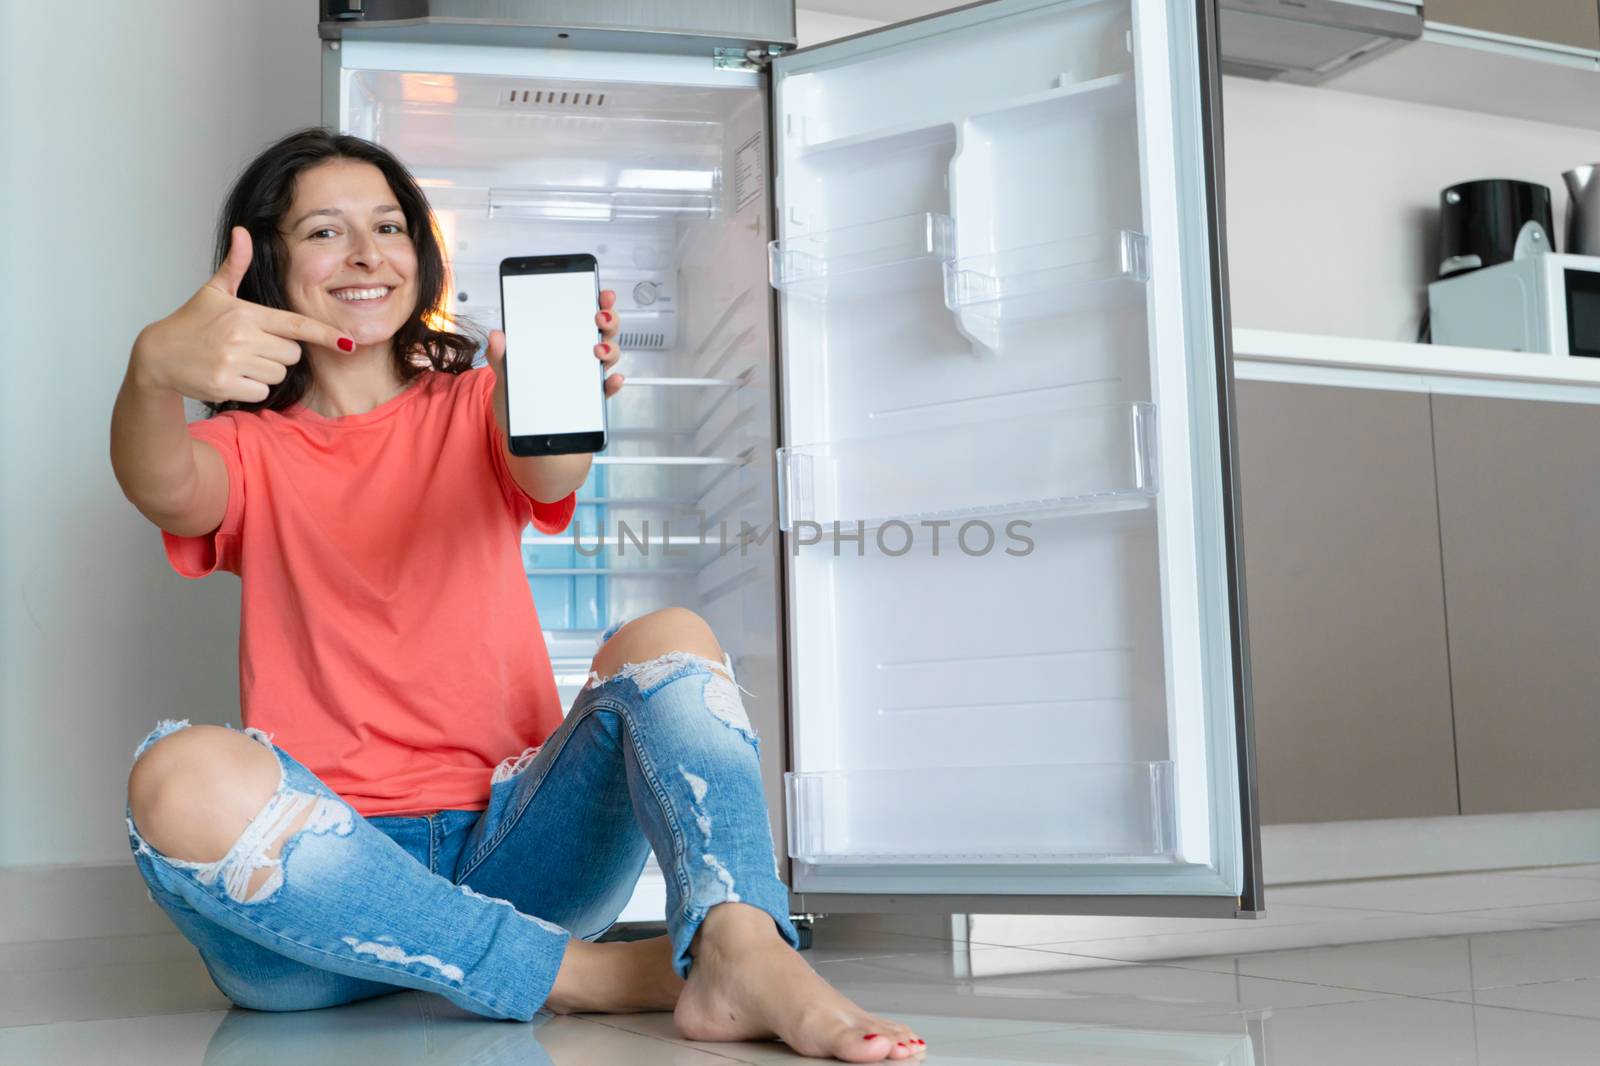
[8,864,1600,1063]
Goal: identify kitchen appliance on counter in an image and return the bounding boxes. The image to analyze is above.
[1565,165,1600,257]
[318,0,1259,929]
[1437,178,1555,278]
[1429,252,1600,357]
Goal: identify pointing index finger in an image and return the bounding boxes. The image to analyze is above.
[257,305,353,351]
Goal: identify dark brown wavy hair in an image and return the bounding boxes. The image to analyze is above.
[204,127,478,416]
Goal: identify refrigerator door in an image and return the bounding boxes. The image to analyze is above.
[770,0,1258,915]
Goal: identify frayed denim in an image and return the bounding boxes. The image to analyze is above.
[125,635,797,1020]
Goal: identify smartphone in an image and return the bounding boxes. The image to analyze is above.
[498,254,608,456]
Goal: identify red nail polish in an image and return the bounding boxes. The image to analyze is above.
[337,337,355,352]
[864,1034,879,1040]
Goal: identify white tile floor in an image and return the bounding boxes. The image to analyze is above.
[7,864,1600,1063]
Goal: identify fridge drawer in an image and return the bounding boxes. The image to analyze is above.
[785,761,1177,865]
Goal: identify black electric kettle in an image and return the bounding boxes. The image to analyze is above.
[1437,178,1554,278]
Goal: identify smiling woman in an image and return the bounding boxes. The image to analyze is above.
[204,128,476,418]
[107,123,926,1061]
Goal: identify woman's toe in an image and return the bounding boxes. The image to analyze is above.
[850,1030,894,1061]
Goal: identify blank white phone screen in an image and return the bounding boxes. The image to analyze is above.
[501,269,603,439]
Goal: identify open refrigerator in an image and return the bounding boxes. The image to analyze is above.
[318,0,1260,929]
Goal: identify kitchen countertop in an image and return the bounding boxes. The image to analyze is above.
[1231,328,1600,402]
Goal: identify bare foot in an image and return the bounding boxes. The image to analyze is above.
[674,903,927,1062]
[546,935,685,1014]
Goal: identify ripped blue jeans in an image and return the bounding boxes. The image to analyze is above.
[124,630,799,1022]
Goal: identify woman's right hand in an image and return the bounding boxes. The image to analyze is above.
[131,226,352,404]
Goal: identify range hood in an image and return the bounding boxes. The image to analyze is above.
[1219,0,1422,83]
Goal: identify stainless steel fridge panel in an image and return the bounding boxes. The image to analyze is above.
[318,0,796,49]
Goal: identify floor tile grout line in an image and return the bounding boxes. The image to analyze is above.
[983,950,1491,999]
[1030,921,1567,953]
[1418,972,1600,996]
[1397,991,1600,1025]
[956,909,1576,952]
[0,1005,233,1032]
[1249,899,1600,917]
[823,945,1488,1006]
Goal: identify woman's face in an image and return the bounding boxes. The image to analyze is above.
[279,159,419,350]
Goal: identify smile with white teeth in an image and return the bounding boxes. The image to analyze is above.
[331,286,391,302]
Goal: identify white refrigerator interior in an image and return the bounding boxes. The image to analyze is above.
[330,0,1248,921]
[339,58,780,923]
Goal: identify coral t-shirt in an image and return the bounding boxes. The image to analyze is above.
[161,365,576,818]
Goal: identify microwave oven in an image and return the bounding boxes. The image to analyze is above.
[1429,252,1600,357]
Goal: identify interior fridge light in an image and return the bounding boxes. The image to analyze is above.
[616,167,715,192]
[399,74,458,104]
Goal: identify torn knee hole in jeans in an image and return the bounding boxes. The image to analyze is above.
[217,790,354,904]
[128,738,355,905]
[586,651,759,744]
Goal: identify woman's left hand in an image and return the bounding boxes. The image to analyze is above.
[596,289,624,397]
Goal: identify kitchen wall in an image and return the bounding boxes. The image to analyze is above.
[0,5,318,866]
[1222,77,1600,342]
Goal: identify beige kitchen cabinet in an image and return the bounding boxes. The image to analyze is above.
[1430,394,1600,814]
[1426,0,1600,51]
[1235,381,1460,824]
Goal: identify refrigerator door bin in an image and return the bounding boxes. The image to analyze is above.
[775,401,1156,531]
[786,761,1176,864]
[944,229,1150,321]
[769,212,954,300]
[963,71,1134,131]
[799,120,957,164]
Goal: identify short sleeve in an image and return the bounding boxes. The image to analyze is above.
[161,414,246,578]
[479,368,577,536]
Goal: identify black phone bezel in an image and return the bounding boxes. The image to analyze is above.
[498,253,608,456]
